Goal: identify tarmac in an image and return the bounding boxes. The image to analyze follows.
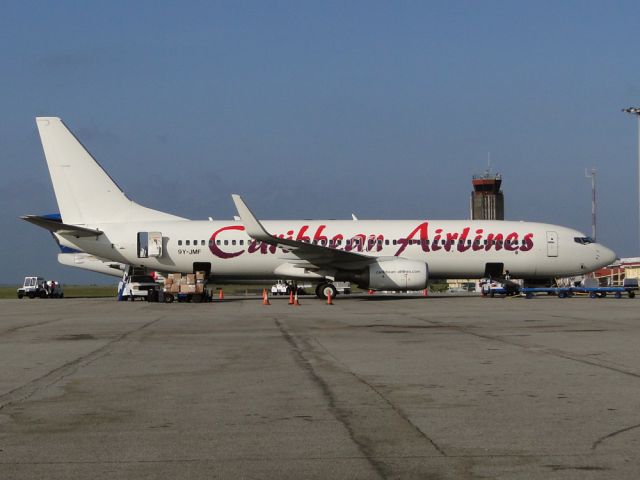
[1,294,640,479]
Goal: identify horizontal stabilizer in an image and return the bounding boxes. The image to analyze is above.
[21,215,103,237]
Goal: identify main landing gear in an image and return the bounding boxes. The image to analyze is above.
[315,283,337,299]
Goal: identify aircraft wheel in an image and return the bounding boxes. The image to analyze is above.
[316,283,337,299]
[323,284,337,299]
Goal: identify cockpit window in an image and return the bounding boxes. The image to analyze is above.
[574,236,594,245]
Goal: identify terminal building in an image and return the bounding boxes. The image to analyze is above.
[470,172,504,220]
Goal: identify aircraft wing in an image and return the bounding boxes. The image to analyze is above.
[21,215,103,238]
[232,195,373,269]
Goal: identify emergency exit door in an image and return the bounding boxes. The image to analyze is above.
[546,231,558,257]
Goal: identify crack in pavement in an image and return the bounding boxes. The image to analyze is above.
[0,316,165,412]
[403,313,640,380]
[309,335,448,457]
[274,318,387,480]
[592,422,640,450]
[275,317,450,480]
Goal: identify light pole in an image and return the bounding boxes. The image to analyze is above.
[585,168,596,241]
[622,107,640,254]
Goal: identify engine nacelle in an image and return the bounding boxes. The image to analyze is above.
[343,259,428,291]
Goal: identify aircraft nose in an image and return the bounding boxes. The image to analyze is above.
[596,244,617,267]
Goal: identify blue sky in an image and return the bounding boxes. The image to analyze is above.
[2,1,640,284]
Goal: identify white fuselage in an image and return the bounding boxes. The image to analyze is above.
[56,218,616,281]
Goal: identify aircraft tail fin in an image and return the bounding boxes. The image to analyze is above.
[35,117,184,225]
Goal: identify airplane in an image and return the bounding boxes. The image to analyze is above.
[22,117,617,298]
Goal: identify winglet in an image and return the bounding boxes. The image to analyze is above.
[231,194,272,242]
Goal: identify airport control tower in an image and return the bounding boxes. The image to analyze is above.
[470,171,504,220]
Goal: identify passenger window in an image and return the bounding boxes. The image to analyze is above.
[232,240,236,245]
[186,240,190,246]
[216,240,221,245]
[224,240,228,245]
[178,240,182,246]
[392,239,397,245]
[240,240,244,245]
[385,239,389,245]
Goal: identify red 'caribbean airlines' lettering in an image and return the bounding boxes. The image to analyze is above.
[209,222,535,259]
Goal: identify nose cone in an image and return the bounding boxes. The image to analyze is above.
[595,244,617,268]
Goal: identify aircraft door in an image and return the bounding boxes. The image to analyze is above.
[546,231,558,257]
[137,232,163,258]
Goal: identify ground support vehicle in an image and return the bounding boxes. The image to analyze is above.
[487,284,636,299]
[118,274,160,301]
[271,280,310,296]
[45,281,64,298]
[271,281,289,296]
[519,286,636,299]
[567,286,635,299]
[17,277,64,299]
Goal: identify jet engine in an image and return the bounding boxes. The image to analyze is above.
[340,259,428,291]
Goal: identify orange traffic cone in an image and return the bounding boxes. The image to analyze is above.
[327,291,334,305]
[294,291,301,306]
[368,289,374,295]
[219,289,224,301]
[262,289,271,306]
[288,291,295,305]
